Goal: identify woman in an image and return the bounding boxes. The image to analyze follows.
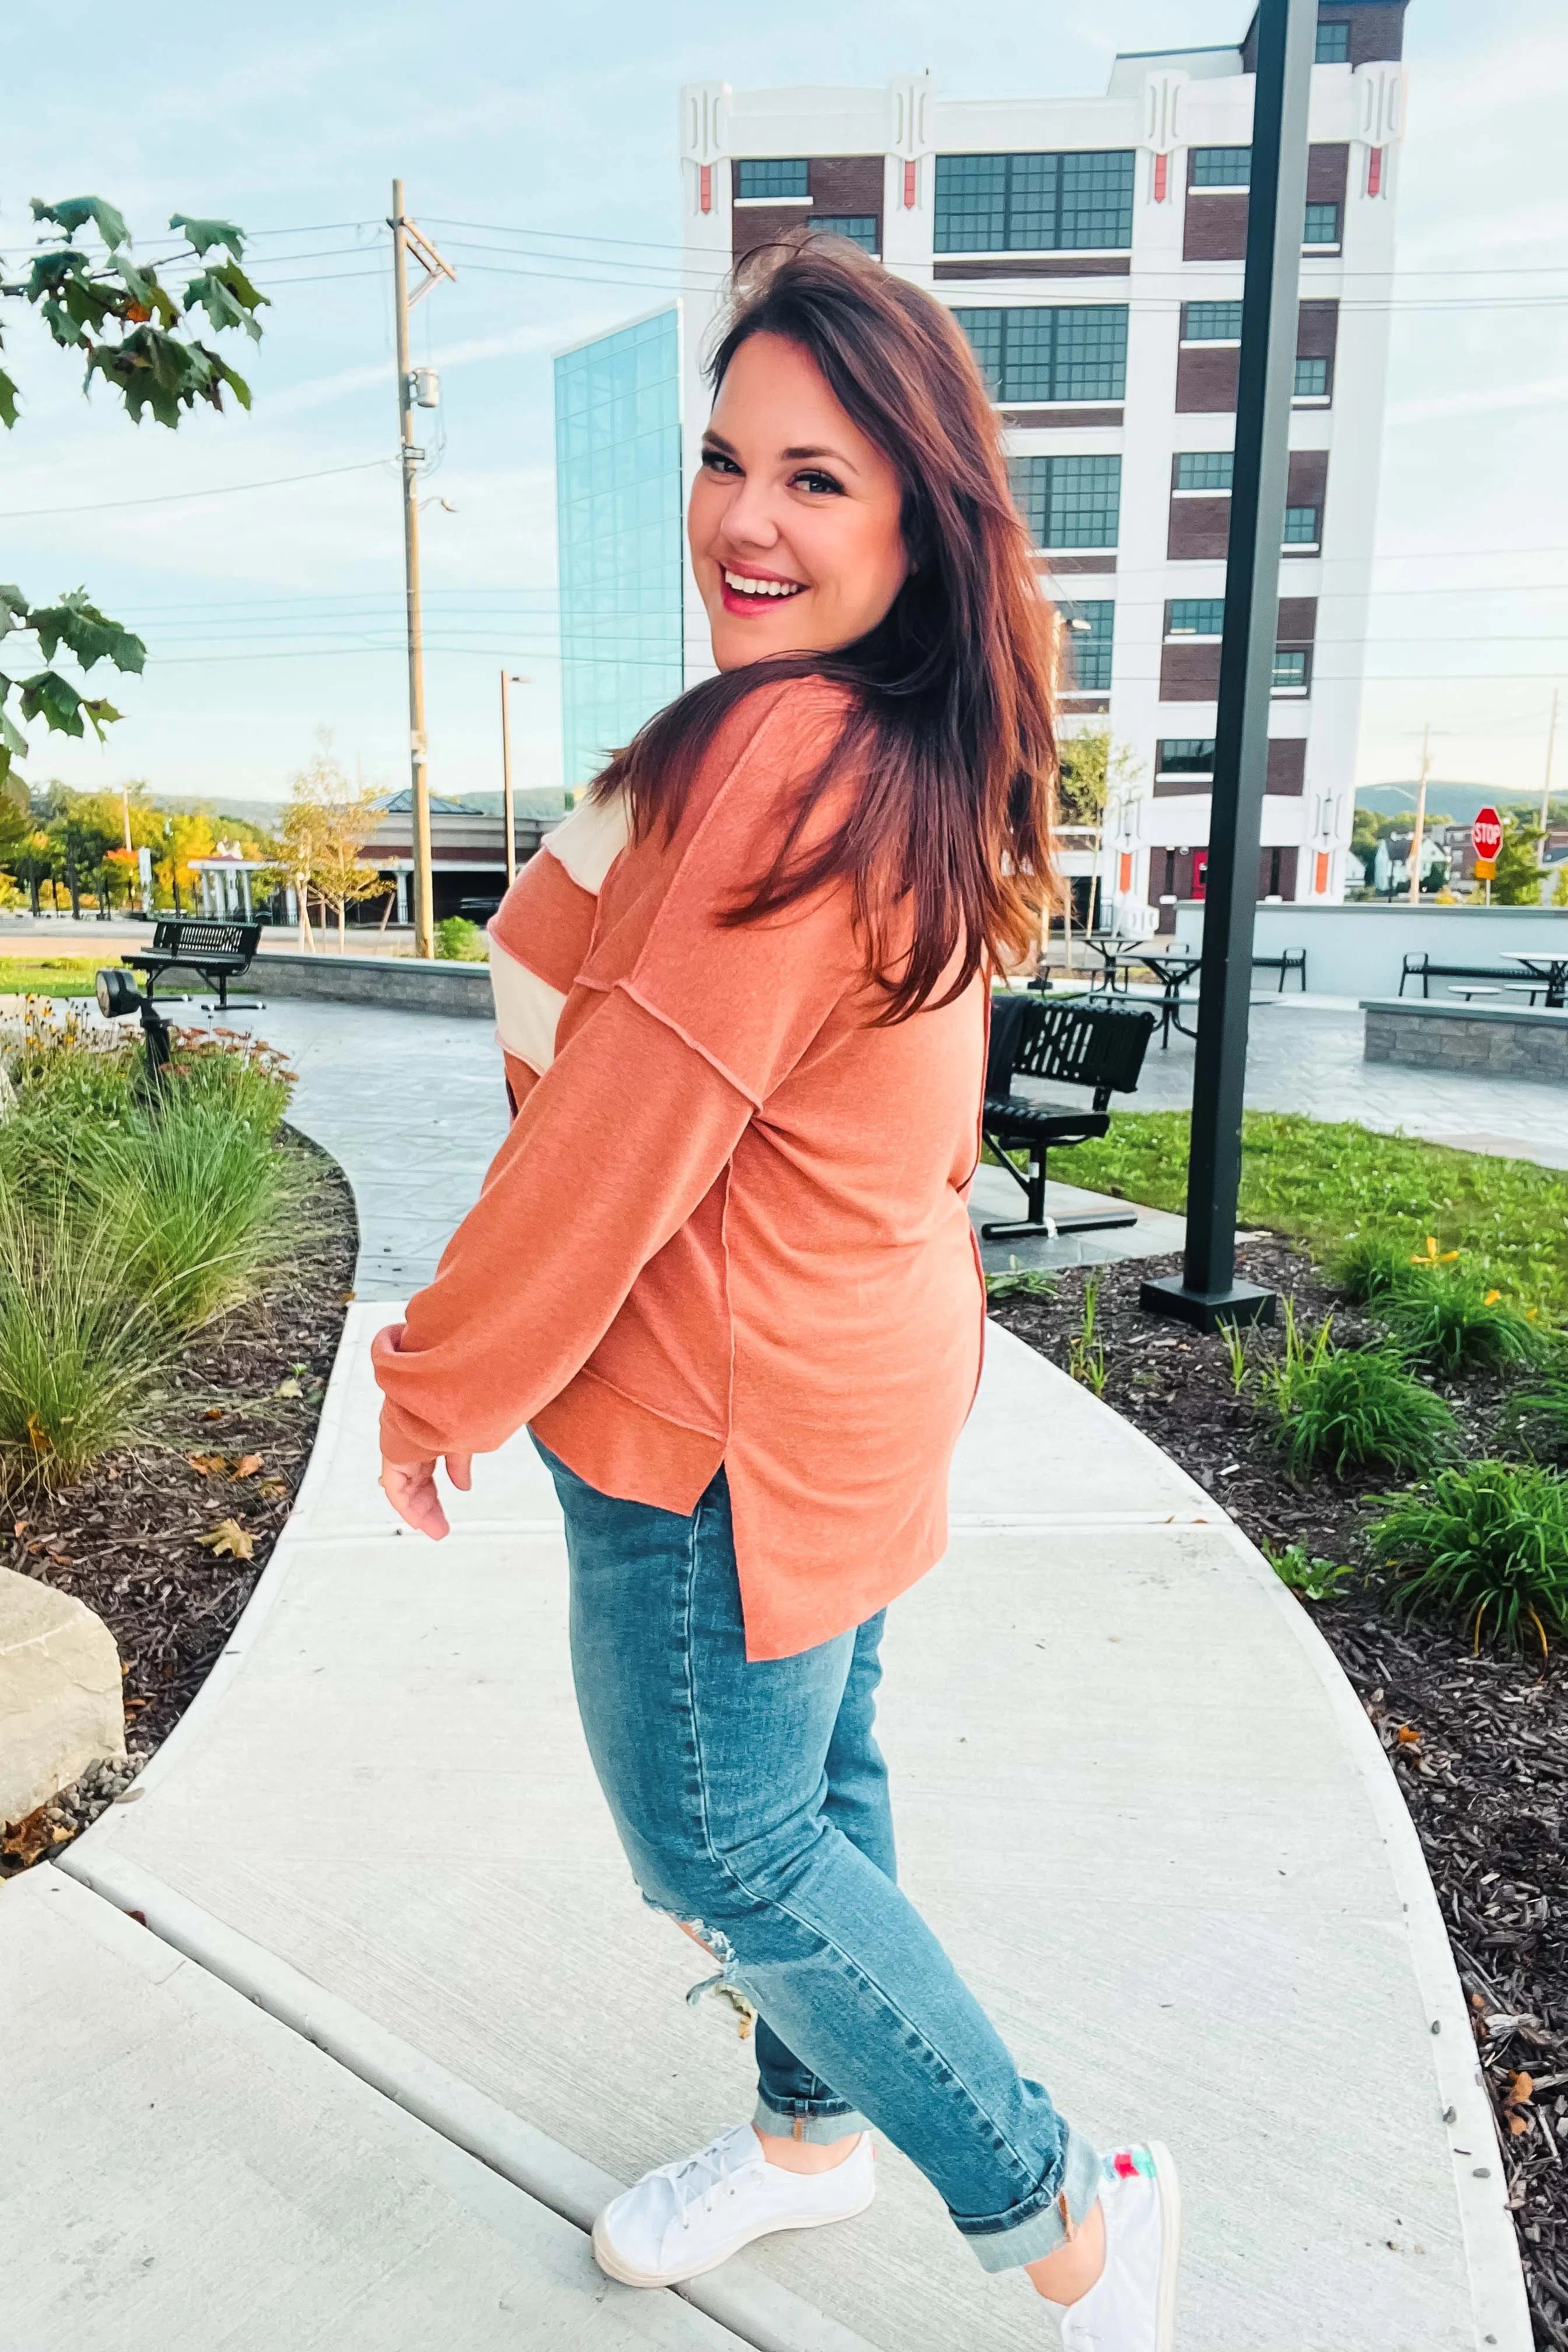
[374,235,1180,2348]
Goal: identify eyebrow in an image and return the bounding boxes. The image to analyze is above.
[702,428,860,473]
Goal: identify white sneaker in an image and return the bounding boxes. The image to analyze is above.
[592,2123,876,2288]
[1051,2144,1181,2351]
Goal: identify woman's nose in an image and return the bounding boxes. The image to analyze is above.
[718,475,782,550]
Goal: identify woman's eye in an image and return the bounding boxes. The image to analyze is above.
[793,468,844,496]
[701,447,740,475]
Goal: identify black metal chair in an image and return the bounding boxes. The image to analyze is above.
[981,992,1155,1242]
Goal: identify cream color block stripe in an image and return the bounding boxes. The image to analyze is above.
[488,931,568,1075]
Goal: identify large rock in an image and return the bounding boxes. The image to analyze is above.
[0,1567,125,1823]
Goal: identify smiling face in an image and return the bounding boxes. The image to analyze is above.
[688,331,911,672]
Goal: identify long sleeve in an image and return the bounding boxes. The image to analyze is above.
[373,680,865,1466]
[373,989,756,1462]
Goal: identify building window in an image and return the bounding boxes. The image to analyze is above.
[1063,600,1115,691]
[1315,20,1351,62]
[1167,599,1226,637]
[1272,648,1310,693]
[1191,146,1251,187]
[1182,300,1244,343]
[1283,504,1321,546]
[1303,201,1341,247]
[954,304,1128,402]
[808,215,878,253]
[935,151,1136,253]
[1013,454,1122,548]
[1293,355,1330,399]
[735,159,809,201]
[1174,450,1234,492]
[554,311,684,792]
[1156,738,1216,780]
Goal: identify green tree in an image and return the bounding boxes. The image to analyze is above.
[1058,730,1142,827]
[1552,864,1568,909]
[262,736,387,952]
[1483,815,1547,907]
[0,198,265,792]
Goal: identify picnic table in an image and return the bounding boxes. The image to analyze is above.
[1501,951,1568,1010]
[1138,950,1203,1048]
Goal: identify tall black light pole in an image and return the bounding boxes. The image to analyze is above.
[1142,0,1317,1334]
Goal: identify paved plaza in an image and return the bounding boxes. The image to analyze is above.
[0,976,1541,2345]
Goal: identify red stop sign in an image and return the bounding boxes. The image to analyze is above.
[1472,806,1503,859]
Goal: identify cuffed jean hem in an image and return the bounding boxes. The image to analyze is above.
[955,2125,1104,2274]
[752,2094,873,2144]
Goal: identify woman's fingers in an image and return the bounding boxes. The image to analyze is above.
[445,1451,474,1492]
[380,1457,451,1540]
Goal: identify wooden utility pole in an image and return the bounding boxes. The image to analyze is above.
[1539,687,1559,873]
[499,671,531,888]
[389,179,455,960]
[1407,720,1430,905]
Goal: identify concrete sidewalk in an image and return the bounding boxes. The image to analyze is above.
[16,1308,1525,2351]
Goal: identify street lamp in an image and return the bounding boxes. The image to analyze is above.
[1140,0,1315,1335]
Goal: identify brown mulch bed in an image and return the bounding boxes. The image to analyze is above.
[1,1132,357,1874]
[992,1241,1568,2349]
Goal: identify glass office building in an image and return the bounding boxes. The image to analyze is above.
[554,307,684,792]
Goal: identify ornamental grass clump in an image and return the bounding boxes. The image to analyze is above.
[1331,1231,1549,1374]
[0,1195,163,1497]
[1369,1461,1568,1657]
[1260,1303,1455,1479]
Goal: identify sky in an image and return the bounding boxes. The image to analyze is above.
[4,0,1567,814]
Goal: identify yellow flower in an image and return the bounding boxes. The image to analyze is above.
[1410,1236,1460,1268]
[1482,1290,1502,1306]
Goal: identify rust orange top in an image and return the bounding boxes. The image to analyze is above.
[373,678,988,1659]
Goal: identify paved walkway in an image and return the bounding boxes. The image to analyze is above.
[1,989,1536,2346]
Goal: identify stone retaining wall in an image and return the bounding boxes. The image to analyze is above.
[242,951,493,1019]
[1362,996,1568,1085]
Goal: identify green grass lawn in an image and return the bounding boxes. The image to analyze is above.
[0,957,110,998]
[1062,1110,1568,1320]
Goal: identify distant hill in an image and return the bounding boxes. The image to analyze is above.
[1357,782,1553,827]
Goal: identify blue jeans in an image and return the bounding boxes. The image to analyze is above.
[536,1440,1101,2271]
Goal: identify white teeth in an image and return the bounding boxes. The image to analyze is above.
[723,569,803,598]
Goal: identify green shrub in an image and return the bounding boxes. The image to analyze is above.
[1263,1541,1353,1602]
[434,916,487,963]
[1328,1233,1411,1305]
[1381,1263,1548,1374]
[0,1196,163,1495]
[985,1259,1057,1302]
[1260,1305,1455,1479]
[78,1096,310,1330]
[1369,1461,1568,1655]
[1507,1373,1568,1462]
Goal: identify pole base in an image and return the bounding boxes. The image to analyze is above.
[1139,1274,1277,1332]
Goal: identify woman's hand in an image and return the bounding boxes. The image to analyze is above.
[380,1450,473,1539]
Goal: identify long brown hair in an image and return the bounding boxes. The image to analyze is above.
[592,233,1059,1020]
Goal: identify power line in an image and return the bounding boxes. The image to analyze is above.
[0,457,393,520]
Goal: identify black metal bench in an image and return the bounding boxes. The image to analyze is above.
[95,918,261,1086]
[120,917,261,1009]
[1399,951,1546,1003]
[1252,947,1306,992]
[981,993,1156,1242]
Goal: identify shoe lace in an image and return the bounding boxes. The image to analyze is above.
[660,2133,748,2230]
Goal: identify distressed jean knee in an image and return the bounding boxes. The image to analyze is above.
[632,1867,766,2040]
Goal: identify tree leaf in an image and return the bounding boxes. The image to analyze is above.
[0,368,17,429]
[188,1452,228,1478]
[196,1517,254,1562]
[0,704,26,760]
[28,591,146,676]
[170,213,246,261]
[78,696,123,741]
[233,1454,264,1479]
[30,195,130,251]
[17,669,85,736]
[0,585,30,632]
